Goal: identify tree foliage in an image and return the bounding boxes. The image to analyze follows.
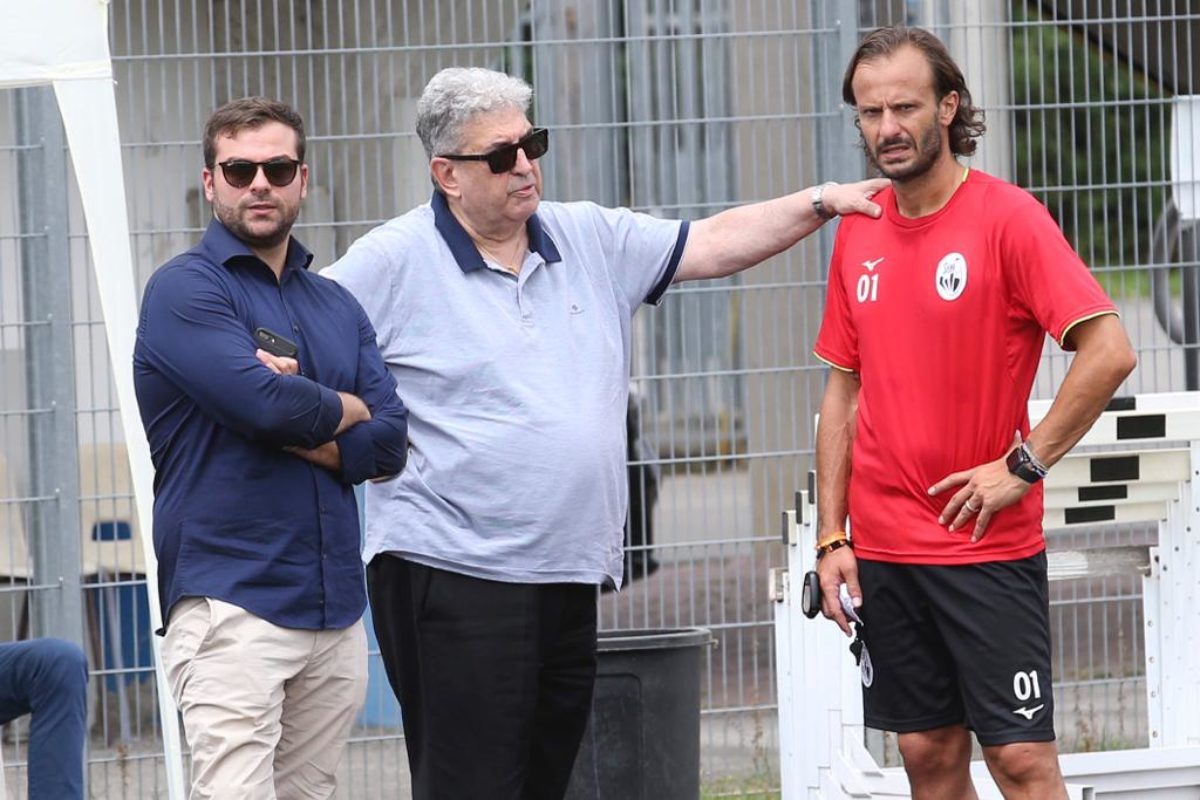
[1010,2,1169,283]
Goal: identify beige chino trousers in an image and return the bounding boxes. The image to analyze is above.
[163,597,368,800]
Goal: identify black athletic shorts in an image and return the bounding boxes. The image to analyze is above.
[856,551,1055,746]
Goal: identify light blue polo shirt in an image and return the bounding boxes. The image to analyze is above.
[323,192,688,587]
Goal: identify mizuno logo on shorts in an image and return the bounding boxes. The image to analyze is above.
[1012,703,1045,720]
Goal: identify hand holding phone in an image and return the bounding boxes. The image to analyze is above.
[802,572,864,625]
[254,327,299,359]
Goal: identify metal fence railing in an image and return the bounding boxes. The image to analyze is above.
[0,1,1196,796]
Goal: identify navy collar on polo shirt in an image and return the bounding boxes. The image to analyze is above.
[198,217,314,280]
[431,190,562,273]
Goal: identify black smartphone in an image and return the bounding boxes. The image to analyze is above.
[800,570,821,619]
[254,327,299,359]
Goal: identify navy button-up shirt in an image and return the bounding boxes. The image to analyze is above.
[134,220,408,632]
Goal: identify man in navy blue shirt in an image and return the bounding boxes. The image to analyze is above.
[133,97,407,799]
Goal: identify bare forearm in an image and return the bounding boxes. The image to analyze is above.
[287,441,341,471]
[335,391,371,434]
[687,195,817,279]
[676,179,888,282]
[1028,315,1136,466]
[815,369,859,539]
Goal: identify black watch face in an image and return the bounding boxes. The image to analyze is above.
[1007,448,1041,483]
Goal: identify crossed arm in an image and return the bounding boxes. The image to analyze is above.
[257,314,408,482]
[259,349,371,472]
[138,264,406,482]
[259,352,391,475]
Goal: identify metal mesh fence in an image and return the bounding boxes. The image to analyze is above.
[0,0,1196,796]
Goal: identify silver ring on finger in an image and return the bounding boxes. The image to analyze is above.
[964,501,978,513]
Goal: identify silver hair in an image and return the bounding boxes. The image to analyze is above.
[416,67,533,160]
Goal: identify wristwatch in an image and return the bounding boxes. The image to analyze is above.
[1006,441,1048,484]
[811,182,837,221]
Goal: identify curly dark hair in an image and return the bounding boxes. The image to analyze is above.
[841,26,986,157]
[202,97,306,169]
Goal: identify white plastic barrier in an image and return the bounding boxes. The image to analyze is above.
[773,392,1200,798]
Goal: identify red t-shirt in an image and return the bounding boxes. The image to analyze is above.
[814,170,1117,564]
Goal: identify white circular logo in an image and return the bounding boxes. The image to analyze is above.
[935,252,968,301]
[860,644,874,688]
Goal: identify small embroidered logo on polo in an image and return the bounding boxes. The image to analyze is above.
[569,302,584,314]
[935,252,967,301]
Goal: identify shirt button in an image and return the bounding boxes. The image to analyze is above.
[292,324,300,333]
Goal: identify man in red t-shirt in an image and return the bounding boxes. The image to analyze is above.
[812,26,1136,799]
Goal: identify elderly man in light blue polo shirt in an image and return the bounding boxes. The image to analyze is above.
[324,66,886,800]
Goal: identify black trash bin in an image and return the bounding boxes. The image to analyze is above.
[564,627,713,800]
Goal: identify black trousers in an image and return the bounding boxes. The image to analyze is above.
[368,555,598,800]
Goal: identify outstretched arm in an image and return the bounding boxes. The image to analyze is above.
[674,179,889,283]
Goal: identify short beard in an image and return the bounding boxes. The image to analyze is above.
[864,122,943,183]
[213,199,298,250]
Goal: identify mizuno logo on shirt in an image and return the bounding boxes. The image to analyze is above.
[1012,704,1045,720]
[861,257,885,272]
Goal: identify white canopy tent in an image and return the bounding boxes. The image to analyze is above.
[1,1,184,795]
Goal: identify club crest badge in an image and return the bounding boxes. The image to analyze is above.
[935,252,967,301]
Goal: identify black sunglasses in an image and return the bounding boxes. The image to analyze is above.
[217,158,302,189]
[440,128,549,174]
